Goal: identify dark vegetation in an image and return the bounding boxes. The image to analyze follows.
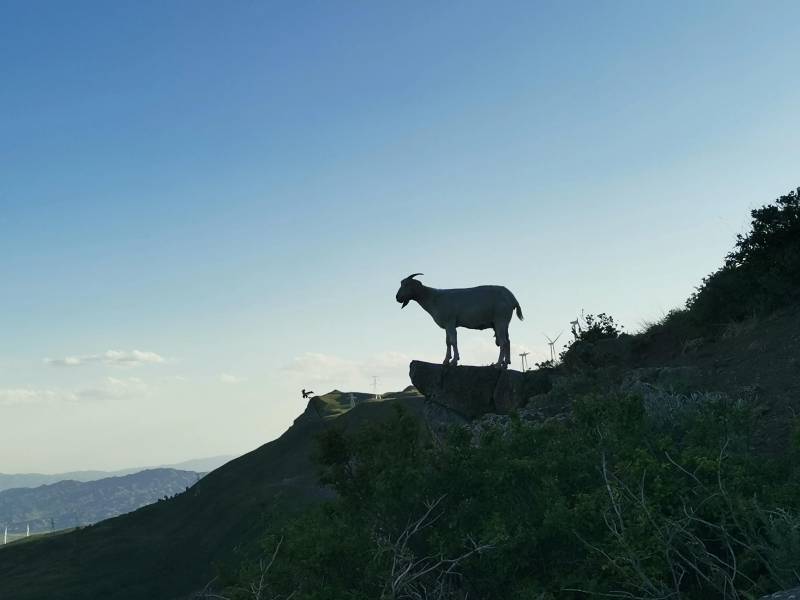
[216,396,800,599]
[688,187,800,325]
[1,188,799,599]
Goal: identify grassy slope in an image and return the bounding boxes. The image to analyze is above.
[630,305,800,454]
[0,388,424,600]
[1,303,798,600]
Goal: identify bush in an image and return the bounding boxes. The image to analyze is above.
[576,313,624,343]
[559,313,627,369]
[688,187,800,325]
[216,397,800,599]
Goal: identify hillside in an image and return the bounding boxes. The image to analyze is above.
[0,469,200,534]
[1,302,798,598]
[0,388,426,600]
[0,189,798,599]
[0,455,234,492]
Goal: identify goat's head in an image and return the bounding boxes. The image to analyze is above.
[396,273,424,308]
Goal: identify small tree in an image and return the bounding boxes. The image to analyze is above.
[558,312,624,368]
[688,187,800,324]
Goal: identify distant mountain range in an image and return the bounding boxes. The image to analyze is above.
[0,455,234,492]
[0,468,201,534]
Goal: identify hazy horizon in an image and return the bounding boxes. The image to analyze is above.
[2,1,799,472]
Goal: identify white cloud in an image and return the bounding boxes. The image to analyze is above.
[281,351,412,391]
[0,378,150,406]
[45,350,165,368]
[83,377,149,401]
[220,373,247,384]
[0,388,76,406]
[283,352,359,381]
[281,343,550,395]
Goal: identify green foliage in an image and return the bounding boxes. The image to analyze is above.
[577,312,624,343]
[220,395,800,599]
[558,312,626,369]
[688,187,800,325]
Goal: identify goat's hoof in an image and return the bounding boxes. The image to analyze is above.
[450,359,459,366]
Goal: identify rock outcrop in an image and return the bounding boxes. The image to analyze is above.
[409,360,552,419]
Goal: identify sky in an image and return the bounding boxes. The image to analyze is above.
[1,1,799,473]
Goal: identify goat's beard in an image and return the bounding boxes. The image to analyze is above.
[401,300,409,308]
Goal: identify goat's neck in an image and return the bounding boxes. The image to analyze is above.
[414,285,439,313]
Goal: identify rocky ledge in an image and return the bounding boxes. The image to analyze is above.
[409,360,553,419]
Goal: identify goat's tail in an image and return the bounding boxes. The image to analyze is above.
[515,303,524,321]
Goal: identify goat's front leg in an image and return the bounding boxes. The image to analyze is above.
[448,327,459,366]
[443,330,452,365]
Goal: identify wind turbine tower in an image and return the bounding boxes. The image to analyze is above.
[519,352,530,372]
[543,332,563,364]
[570,313,584,341]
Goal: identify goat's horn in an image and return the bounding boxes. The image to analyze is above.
[405,273,424,280]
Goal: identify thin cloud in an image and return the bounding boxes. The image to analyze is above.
[45,350,165,368]
[78,377,149,401]
[0,388,76,406]
[0,378,150,406]
[220,373,247,384]
[281,351,412,390]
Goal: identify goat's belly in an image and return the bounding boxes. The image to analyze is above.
[458,321,492,331]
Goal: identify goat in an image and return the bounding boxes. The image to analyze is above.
[395,273,523,368]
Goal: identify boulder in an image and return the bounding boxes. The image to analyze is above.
[409,360,552,419]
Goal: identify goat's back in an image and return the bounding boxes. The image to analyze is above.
[434,285,519,327]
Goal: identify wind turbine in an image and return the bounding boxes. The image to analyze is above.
[570,310,585,341]
[519,352,530,372]
[3,526,7,545]
[543,331,563,364]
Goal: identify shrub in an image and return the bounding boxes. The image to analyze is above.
[217,397,800,599]
[576,313,624,343]
[688,187,800,325]
[559,312,626,369]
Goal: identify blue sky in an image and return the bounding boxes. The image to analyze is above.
[1,1,798,472]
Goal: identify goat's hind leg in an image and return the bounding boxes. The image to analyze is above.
[493,324,509,369]
[493,327,508,369]
[445,327,461,367]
